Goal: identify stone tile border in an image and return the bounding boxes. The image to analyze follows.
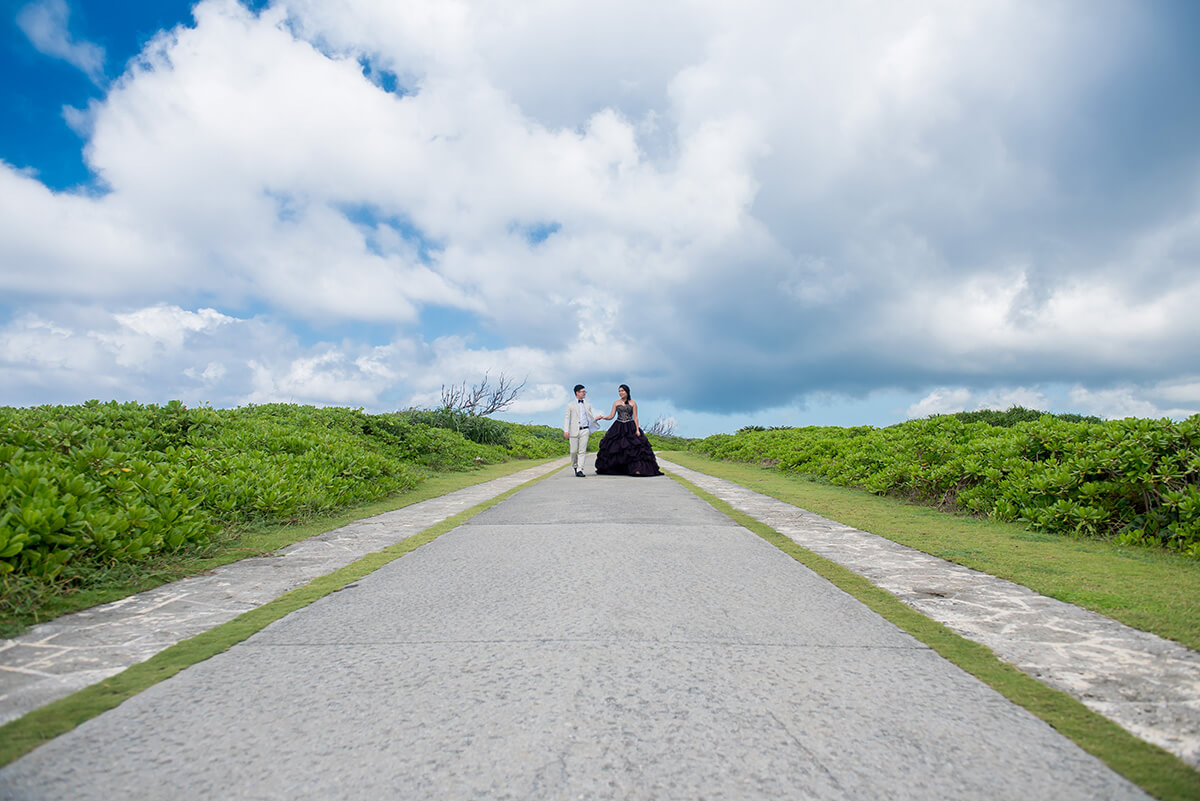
[662,459,1200,769]
[0,458,570,726]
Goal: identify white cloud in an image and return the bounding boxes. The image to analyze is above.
[906,385,1053,418]
[184,362,228,385]
[1156,380,1200,406]
[3,0,1198,433]
[1068,386,1164,421]
[906,387,974,418]
[97,305,234,368]
[245,351,392,406]
[975,387,1050,412]
[113,305,232,341]
[16,0,106,84]
[505,383,570,416]
[0,313,101,373]
[1070,383,1200,421]
[905,382,1200,423]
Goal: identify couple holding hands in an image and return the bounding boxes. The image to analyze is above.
[563,384,662,478]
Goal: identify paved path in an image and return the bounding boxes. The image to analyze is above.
[0,467,1149,800]
[664,459,1200,768]
[0,459,567,726]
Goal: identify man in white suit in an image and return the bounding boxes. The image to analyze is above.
[563,384,600,477]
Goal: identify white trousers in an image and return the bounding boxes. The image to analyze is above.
[569,429,591,472]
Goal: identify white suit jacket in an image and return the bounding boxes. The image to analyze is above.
[564,398,600,435]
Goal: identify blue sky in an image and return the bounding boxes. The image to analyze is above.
[3,0,1200,436]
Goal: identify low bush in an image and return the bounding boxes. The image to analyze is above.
[689,413,1200,556]
[0,401,565,582]
[399,408,512,446]
[647,433,689,451]
[946,406,1101,427]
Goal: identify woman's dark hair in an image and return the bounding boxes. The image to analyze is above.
[619,384,631,400]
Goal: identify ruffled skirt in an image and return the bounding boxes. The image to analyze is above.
[594,420,663,477]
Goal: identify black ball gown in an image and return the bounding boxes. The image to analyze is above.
[595,403,663,476]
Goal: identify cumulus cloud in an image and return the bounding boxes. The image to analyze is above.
[906,388,975,418]
[905,381,1200,423]
[16,0,106,84]
[98,305,234,367]
[1070,382,1200,421]
[3,0,1200,430]
[1,305,249,405]
[906,386,1050,418]
[0,301,598,414]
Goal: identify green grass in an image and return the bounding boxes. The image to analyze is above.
[662,451,1200,653]
[0,459,557,639]
[0,462,561,767]
[666,468,1200,801]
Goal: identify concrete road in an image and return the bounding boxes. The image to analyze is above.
[0,468,1149,800]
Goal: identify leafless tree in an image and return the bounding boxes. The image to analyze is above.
[440,372,527,416]
[646,415,678,437]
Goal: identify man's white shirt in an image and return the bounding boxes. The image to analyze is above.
[564,398,600,434]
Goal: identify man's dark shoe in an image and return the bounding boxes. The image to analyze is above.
[575,470,585,477]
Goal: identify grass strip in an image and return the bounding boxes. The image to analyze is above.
[666,469,1200,801]
[0,462,562,768]
[661,451,1200,652]
[1,458,559,638]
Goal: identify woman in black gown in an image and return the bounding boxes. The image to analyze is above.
[594,384,662,477]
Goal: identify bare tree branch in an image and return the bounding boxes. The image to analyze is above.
[440,372,527,416]
[479,373,526,415]
[646,415,677,437]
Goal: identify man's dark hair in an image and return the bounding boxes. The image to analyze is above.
[573,384,585,393]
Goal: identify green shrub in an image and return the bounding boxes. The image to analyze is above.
[647,433,689,451]
[399,409,511,446]
[0,402,566,581]
[689,413,1200,556]
[0,402,217,580]
[947,406,1102,427]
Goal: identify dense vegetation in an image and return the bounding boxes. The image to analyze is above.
[0,401,563,584]
[399,407,564,451]
[690,412,1200,556]
[943,406,1101,427]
